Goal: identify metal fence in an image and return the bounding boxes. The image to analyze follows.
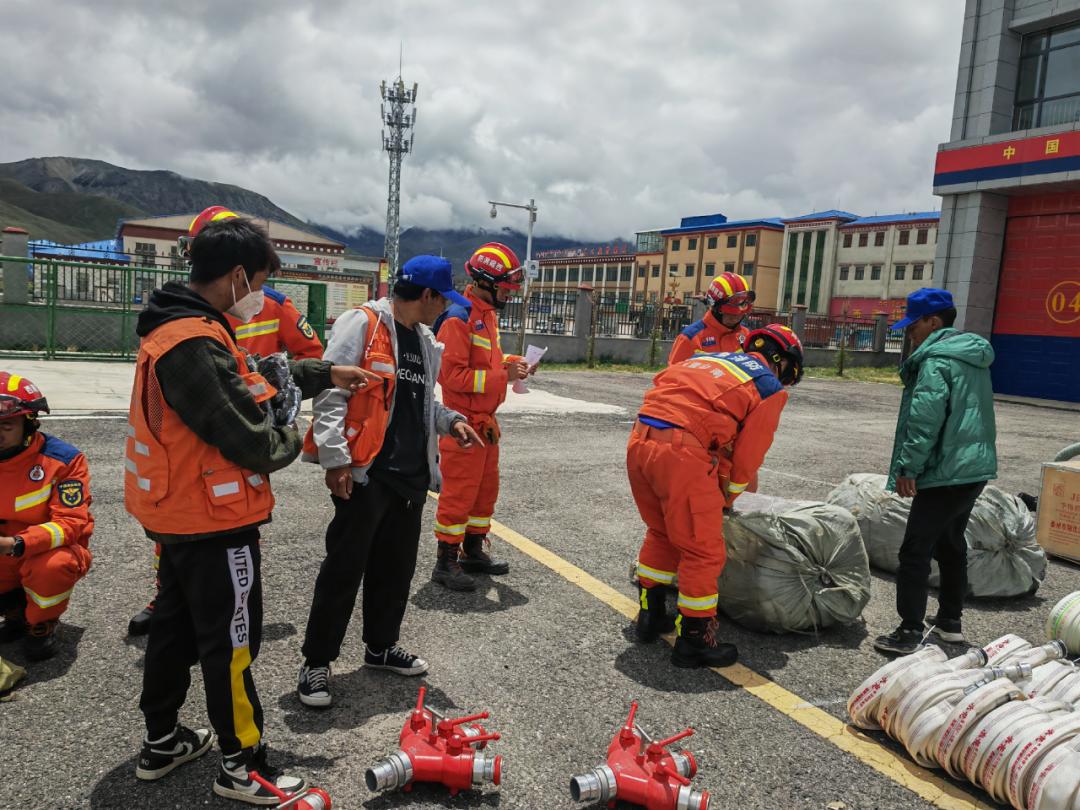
[498,292,578,335]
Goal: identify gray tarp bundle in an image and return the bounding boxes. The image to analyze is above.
[825,473,1046,598]
[716,492,872,633]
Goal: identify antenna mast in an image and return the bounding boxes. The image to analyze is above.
[380,58,418,279]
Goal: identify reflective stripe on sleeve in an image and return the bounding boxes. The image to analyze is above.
[15,483,52,511]
[473,370,487,393]
[41,522,65,549]
[471,334,492,350]
[727,481,749,494]
[235,319,280,339]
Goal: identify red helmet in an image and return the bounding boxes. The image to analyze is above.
[0,372,49,421]
[466,242,524,290]
[745,324,804,386]
[704,272,755,315]
[178,206,239,256]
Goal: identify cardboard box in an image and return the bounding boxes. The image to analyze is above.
[1037,458,1080,563]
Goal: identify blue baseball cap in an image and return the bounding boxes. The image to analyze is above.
[398,255,470,308]
[890,288,955,331]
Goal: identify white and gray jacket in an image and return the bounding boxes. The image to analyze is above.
[302,296,465,491]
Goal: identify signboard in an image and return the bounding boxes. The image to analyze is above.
[279,252,340,271]
[271,280,310,314]
[525,259,540,280]
[325,279,370,319]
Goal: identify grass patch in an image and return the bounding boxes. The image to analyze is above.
[546,361,662,373]
[804,366,902,385]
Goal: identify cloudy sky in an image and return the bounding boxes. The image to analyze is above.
[0,1,963,240]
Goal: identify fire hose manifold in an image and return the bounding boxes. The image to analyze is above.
[570,701,709,810]
[365,687,502,796]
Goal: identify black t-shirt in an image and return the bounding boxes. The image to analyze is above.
[368,320,429,500]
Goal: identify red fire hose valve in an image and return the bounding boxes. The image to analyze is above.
[249,772,332,810]
[365,687,503,796]
[570,701,709,810]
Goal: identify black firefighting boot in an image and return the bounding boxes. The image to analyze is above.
[0,590,25,643]
[634,585,675,643]
[432,542,477,592]
[671,614,738,669]
[24,619,58,662]
[459,535,509,575]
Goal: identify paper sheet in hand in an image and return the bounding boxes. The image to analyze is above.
[513,345,548,393]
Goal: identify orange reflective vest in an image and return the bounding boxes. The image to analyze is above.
[225,287,324,360]
[667,311,749,365]
[0,432,93,556]
[302,307,397,468]
[125,317,278,535]
[638,352,789,502]
[437,286,522,419]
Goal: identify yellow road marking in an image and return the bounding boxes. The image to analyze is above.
[430,491,990,810]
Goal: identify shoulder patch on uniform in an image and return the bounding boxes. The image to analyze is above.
[40,434,80,465]
[262,286,286,304]
[680,319,707,339]
[297,314,316,340]
[57,479,85,507]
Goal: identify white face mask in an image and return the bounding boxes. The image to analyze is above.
[227,271,264,322]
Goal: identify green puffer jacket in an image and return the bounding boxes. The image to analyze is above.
[886,328,997,491]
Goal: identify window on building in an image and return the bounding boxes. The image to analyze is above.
[135,242,156,268]
[927,263,934,279]
[1015,22,1080,129]
[858,233,868,247]
[724,262,735,273]
[839,266,850,281]
[704,262,715,276]
[671,239,681,251]
[874,231,885,247]
[742,262,754,275]
[568,267,579,283]
[634,291,645,302]
[843,233,852,248]
[583,267,594,283]
[668,264,678,276]
[707,236,718,249]
[169,245,184,271]
[871,264,882,280]
[746,234,757,247]
[620,266,632,282]
[688,238,698,250]
[726,235,738,248]
[636,231,662,253]
[895,264,906,280]
[684,264,695,277]
[556,267,566,283]
[651,265,660,278]
[637,264,647,278]
[899,229,910,245]
[913,263,925,280]
[854,265,865,281]
[916,228,928,245]
[606,266,618,282]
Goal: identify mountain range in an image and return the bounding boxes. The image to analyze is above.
[0,157,633,274]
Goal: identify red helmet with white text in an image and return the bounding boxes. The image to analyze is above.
[466,242,524,290]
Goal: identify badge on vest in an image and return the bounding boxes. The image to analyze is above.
[474,320,485,331]
[702,336,717,347]
[297,315,315,340]
[58,479,84,507]
[738,333,746,347]
[29,465,45,482]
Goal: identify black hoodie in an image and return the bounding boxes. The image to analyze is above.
[136,281,332,543]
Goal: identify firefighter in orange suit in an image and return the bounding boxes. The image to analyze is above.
[0,372,93,662]
[667,272,755,365]
[128,207,323,637]
[629,325,804,669]
[431,242,532,592]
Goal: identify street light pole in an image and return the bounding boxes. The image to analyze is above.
[487,198,537,355]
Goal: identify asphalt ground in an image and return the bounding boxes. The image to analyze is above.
[2,369,1077,810]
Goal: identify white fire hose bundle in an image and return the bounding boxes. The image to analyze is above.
[1047,592,1080,656]
[714,492,872,633]
[826,474,1047,598]
[848,634,1080,809]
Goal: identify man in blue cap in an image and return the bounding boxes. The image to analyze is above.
[295,256,483,708]
[873,287,997,655]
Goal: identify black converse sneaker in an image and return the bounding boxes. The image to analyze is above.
[873,625,926,655]
[297,663,332,708]
[135,724,215,781]
[214,743,306,805]
[925,615,965,643]
[364,643,429,676]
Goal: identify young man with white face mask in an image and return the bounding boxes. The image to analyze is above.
[125,217,375,805]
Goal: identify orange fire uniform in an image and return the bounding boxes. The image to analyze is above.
[434,286,523,544]
[667,310,749,365]
[629,352,788,617]
[225,287,323,360]
[0,432,93,624]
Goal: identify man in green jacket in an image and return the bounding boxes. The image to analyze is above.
[874,288,997,655]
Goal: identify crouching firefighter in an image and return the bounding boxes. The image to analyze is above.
[124,215,372,805]
[431,241,532,591]
[0,372,93,662]
[628,325,803,668]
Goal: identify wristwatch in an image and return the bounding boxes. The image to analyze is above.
[9,536,24,557]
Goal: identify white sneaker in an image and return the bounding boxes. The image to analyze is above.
[213,744,306,805]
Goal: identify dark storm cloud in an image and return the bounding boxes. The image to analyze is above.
[0,0,962,238]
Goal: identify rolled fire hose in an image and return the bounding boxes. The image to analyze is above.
[985,633,1035,665]
[933,678,1024,779]
[848,646,948,730]
[1047,592,1080,655]
[967,698,1073,790]
[1027,740,1080,810]
[1002,712,1080,809]
[878,647,989,736]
